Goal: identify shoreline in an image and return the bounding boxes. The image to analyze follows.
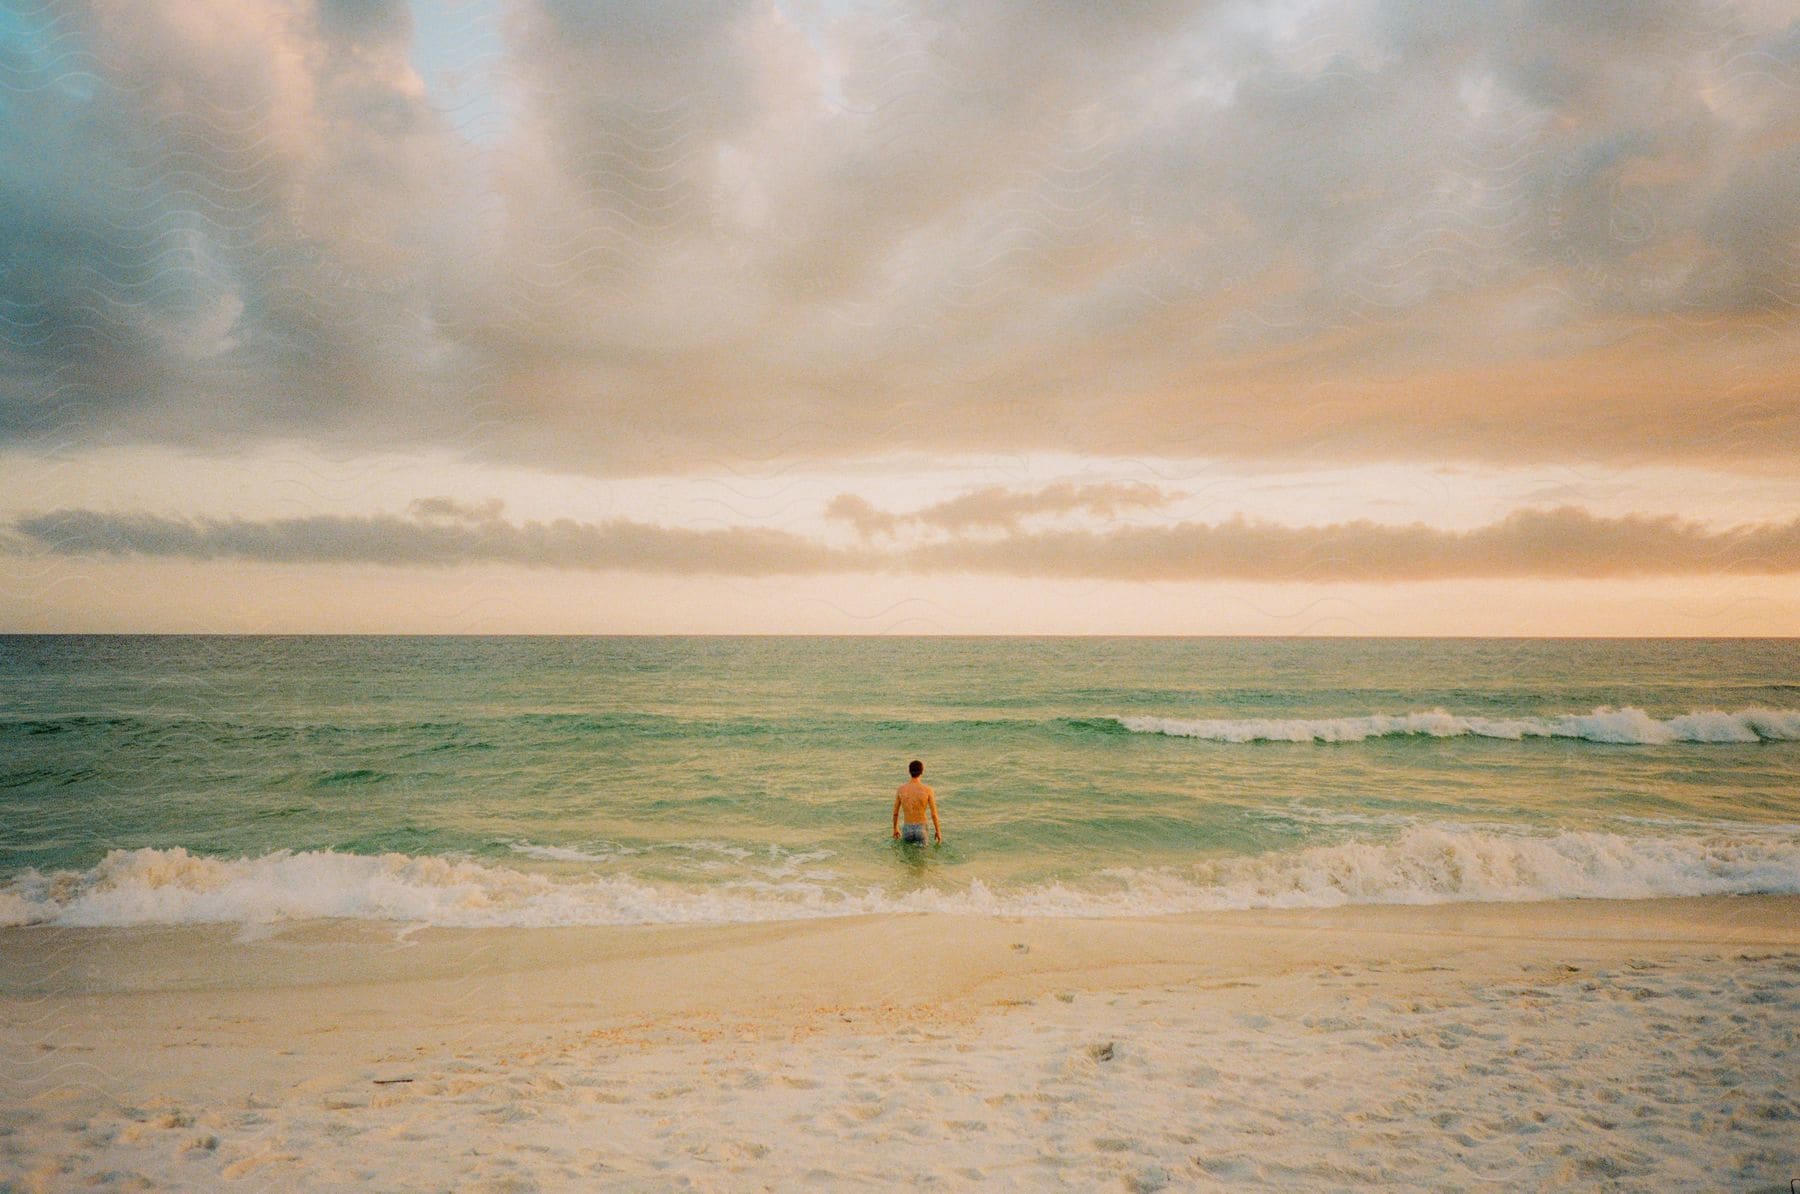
[5,896,1797,1189]
[7,894,1800,999]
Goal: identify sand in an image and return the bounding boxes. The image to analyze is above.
[2,897,1797,1190]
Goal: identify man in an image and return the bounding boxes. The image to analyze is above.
[892,759,942,845]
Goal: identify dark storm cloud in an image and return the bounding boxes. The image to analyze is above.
[13,503,1800,581]
[1,0,1795,471]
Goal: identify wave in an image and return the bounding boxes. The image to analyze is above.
[312,768,388,788]
[505,839,832,870]
[508,841,641,863]
[3,826,1797,929]
[1112,706,1800,745]
[0,715,139,736]
[10,701,1800,753]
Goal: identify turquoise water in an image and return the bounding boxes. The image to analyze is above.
[2,636,1798,926]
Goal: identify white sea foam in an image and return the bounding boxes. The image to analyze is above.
[508,840,834,877]
[3,827,1797,929]
[508,841,641,863]
[1116,706,1800,744]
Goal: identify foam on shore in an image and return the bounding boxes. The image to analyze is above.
[5,824,1798,929]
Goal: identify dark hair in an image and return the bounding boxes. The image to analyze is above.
[908,759,923,778]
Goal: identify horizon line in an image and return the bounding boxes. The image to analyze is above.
[2,632,1795,642]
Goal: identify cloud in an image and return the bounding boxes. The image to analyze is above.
[13,503,1800,582]
[827,482,1174,536]
[1,0,1796,472]
[0,0,469,449]
[903,506,1800,581]
[408,495,507,523]
[822,495,901,539]
[9,507,861,575]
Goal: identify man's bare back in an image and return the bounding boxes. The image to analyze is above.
[892,760,941,844]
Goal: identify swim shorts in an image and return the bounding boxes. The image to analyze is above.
[900,822,928,844]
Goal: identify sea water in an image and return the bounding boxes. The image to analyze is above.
[2,635,1797,928]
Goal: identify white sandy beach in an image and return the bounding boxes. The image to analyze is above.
[3,897,1797,1191]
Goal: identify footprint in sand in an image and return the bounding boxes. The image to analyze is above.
[718,1139,771,1161]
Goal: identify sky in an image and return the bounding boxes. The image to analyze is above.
[1,0,1797,634]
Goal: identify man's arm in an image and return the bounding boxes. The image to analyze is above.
[892,791,902,838]
[928,791,942,843]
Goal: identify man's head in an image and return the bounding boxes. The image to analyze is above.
[908,759,924,778]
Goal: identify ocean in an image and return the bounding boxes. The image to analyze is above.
[3,635,1797,929]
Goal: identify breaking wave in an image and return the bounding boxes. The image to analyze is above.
[3,826,1797,929]
[1114,706,1800,744]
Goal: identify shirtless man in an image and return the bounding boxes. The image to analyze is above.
[892,759,942,845]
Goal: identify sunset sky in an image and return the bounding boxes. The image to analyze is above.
[2,0,1797,633]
